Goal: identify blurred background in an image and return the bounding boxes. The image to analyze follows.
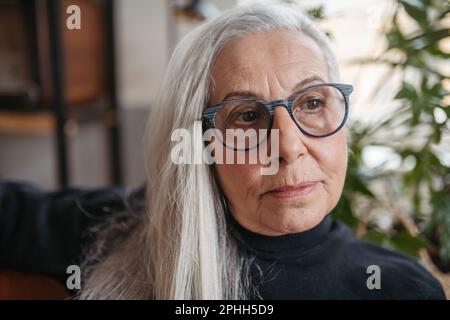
[0,0,449,293]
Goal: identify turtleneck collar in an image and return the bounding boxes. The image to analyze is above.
[226,211,333,260]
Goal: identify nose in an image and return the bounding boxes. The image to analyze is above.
[271,106,308,164]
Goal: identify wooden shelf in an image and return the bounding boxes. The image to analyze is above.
[0,105,116,136]
[0,110,55,135]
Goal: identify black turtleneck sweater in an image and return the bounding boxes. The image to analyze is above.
[227,213,446,300]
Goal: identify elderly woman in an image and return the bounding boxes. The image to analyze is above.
[78,3,444,299]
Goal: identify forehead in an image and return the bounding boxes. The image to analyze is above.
[210,30,329,102]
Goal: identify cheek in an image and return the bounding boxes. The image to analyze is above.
[215,163,262,205]
[315,130,348,196]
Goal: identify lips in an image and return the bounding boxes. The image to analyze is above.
[265,181,320,199]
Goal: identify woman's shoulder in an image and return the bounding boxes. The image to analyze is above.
[346,235,446,299]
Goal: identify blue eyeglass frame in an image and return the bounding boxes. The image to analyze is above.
[202,83,353,139]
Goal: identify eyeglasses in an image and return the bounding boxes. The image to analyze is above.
[202,83,353,150]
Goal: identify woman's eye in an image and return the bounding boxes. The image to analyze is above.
[241,111,257,121]
[235,110,259,123]
[304,98,324,111]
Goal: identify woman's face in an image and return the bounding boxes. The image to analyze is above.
[210,30,348,236]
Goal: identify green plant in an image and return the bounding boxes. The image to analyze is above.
[332,0,450,271]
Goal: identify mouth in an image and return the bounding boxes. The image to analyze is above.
[264,181,321,199]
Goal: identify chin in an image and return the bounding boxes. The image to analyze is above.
[268,207,328,234]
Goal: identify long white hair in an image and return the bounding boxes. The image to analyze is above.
[78,1,339,300]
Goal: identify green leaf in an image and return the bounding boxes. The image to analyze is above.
[390,230,430,258]
[407,28,450,50]
[395,82,418,101]
[400,0,428,23]
[433,125,442,143]
[349,175,376,198]
[332,195,358,229]
[362,231,391,246]
[306,6,325,21]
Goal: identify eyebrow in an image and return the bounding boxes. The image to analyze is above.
[221,75,325,102]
